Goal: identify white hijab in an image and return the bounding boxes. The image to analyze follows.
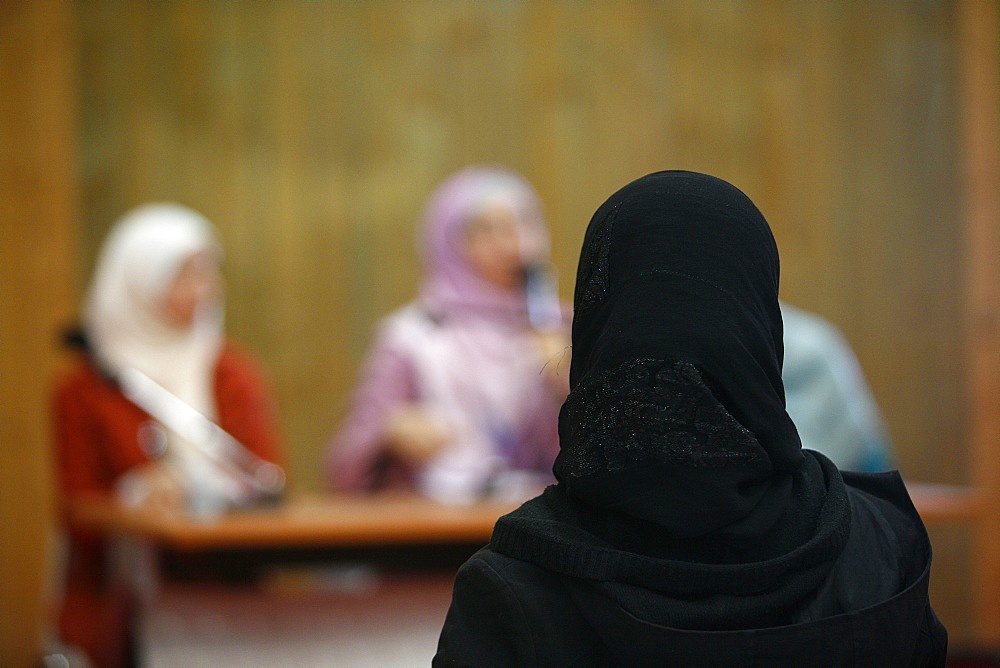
[85,203,224,420]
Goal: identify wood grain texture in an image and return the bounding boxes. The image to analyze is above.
[72,1,965,492]
[0,1,79,662]
[958,0,1000,645]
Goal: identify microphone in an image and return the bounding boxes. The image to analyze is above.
[524,262,562,331]
[118,367,286,507]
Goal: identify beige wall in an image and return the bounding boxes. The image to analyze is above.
[1,1,991,657]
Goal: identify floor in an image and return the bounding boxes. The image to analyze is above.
[139,568,456,667]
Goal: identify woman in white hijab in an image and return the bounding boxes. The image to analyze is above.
[53,203,284,667]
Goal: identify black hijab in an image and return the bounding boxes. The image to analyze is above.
[553,170,808,547]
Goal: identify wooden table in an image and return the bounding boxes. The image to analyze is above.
[65,492,526,662]
[67,482,982,553]
[67,492,524,552]
[69,482,993,662]
[906,482,987,524]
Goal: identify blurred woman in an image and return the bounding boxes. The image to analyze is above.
[325,166,569,504]
[781,300,895,472]
[53,203,284,666]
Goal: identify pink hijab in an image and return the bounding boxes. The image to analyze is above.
[418,166,550,321]
[327,167,564,498]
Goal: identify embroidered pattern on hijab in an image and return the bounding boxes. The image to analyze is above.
[574,202,618,315]
[558,359,765,481]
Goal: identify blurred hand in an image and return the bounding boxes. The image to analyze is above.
[534,330,571,398]
[116,461,185,511]
[383,406,453,465]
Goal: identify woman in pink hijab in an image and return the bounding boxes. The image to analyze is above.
[325,167,569,504]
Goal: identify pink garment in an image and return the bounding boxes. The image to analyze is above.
[418,165,550,321]
[326,167,567,501]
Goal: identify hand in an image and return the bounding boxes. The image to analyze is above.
[534,330,571,398]
[382,406,453,465]
[115,461,185,511]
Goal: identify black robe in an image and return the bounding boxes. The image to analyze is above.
[435,462,946,666]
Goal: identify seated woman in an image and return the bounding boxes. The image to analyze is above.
[53,203,285,667]
[781,300,895,471]
[435,171,946,665]
[325,166,569,504]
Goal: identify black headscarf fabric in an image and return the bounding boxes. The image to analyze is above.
[437,171,946,657]
[553,170,808,543]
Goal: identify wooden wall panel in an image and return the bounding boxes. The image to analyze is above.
[0,1,79,662]
[74,0,963,484]
[60,0,978,643]
[958,0,1000,644]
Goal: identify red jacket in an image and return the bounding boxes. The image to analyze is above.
[53,341,284,667]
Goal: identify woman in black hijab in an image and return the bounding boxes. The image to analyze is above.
[434,171,946,666]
